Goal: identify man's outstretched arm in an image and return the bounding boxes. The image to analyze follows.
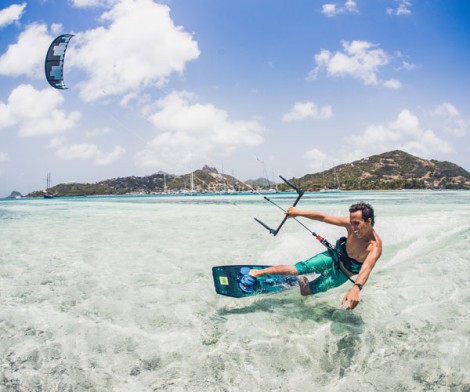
[286,207,350,227]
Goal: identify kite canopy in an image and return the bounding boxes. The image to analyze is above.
[44,34,74,89]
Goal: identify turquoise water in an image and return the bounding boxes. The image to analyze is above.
[1,191,469,391]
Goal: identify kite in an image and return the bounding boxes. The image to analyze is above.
[44,34,74,89]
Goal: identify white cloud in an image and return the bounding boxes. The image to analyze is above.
[321,1,358,17]
[309,40,400,88]
[398,61,417,71]
[387,0,412,16]
[56,142,125,165]
[346,109,454,159]
[0,84,80,137]
[433,102,460,118]
[49,133,125,166]
[50,23,64,36]
[70,0,200,101]
[304,148,328,172]
[430,103,467,137]
[0,23,54,78]
[322,4,337,17]
[383,78,402,90]
[0,3,26,28]
[70,0,115,8]
[135,91,264,171]
[282,101,333,122]
[0,152,8,162]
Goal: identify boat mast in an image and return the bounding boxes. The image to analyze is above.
[46,172,51,189]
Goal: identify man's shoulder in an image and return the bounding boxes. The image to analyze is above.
[368,231,383,258]
[371,230,382,246]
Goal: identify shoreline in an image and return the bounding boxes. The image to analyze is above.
[2,188,469,202]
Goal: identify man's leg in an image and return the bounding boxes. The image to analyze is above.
[247,263,320,296]
[245,252,332,296]
[238,265,298,294]
[249,265,298,278]
[294,251,337,296]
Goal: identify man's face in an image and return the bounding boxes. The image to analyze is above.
[349,211,371,238]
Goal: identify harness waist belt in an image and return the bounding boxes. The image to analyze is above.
[336,237,362,274]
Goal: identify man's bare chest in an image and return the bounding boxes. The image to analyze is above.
[346,239,369,262]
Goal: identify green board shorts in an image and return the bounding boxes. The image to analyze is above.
[295,250,349,294]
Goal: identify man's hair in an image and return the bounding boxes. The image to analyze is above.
[349,202,375,226]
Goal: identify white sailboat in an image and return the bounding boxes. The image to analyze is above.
[43,172,56,198]
[320,167,341,192]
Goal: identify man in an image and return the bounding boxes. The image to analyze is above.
[240,202,382,310]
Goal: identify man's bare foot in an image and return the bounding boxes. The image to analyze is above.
[298,275,312,296]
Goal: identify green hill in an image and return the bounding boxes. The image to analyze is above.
[25,150,470,197]
[26,166,252,197]
[289,150,470,191]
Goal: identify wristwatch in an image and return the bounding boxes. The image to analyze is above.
[354,283,363,290]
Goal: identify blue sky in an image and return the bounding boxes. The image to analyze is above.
[0,0,469,196]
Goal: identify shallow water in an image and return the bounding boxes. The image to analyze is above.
[1,191,469,391]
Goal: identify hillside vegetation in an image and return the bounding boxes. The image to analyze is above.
[26,150,470,197]
[291,150,470,191]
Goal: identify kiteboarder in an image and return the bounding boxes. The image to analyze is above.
[240,202,382,310]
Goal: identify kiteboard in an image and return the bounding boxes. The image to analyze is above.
[212,265,298,298]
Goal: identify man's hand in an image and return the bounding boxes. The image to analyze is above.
[286,206,301,217]
[341,285,361,310]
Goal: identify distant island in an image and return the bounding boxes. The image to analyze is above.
[23,150,470,198]
[6,191,24,199]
